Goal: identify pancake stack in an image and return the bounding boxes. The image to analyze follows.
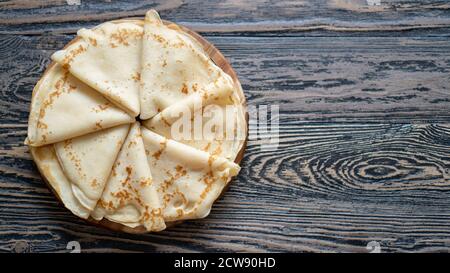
[26,10,246,233]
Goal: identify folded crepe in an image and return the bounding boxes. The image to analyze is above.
[141,127,240,221]
[139,10,236,119]
[51,22,143,116]
[27,64,134,147]
[91,123,166,231]
[54,124,130,212]
[30,145,90,219]
[142,91,246,160]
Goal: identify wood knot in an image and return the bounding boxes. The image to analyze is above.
[12,240,31,253]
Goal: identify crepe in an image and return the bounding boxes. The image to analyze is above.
[139,10,236,119]
[91,123,166,231]
[51,22,143,116]
[54,124,130,211]
[27,64,134,147]
[141,127,240,221]
[142,93,246,160]
[30,145,90,219]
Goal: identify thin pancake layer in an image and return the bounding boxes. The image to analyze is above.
[27,64,134,147]
[54,124,130,212]
[143,93,246,160]
[52,22,143,116]
[30,145,90,219]
[141,127,240,221]
[92,123,166,231]
[139,10,236,119]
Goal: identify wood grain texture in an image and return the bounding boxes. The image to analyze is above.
[1,0,450,252]
[3,123,450,252]
[1,0,450,34]
[2,33,450,123]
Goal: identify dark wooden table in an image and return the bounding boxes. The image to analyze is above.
[1,0,450,253]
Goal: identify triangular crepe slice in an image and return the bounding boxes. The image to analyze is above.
[51,22,143,116]
[139,10,236,119]
[143,91,246,160]
[54,124,130,212]
[141,127,240,221]
[91,123,166,232]
[27,64,134,147]
[30,145,90,219]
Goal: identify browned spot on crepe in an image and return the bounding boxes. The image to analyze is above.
[191,83,198,92]
[91,179,98,188]
[127,139,137,148]
[97,199,108,209]
[181,83,188,94]
[112,189,132,208]
[160,115,171,127]
[176,208,184,217]
[202,143,211,152]
[88,37,98,46]
[92,102,111,113]
[68,84,77,92]
[121,166,133,186]
[200,180,213,199]
[62,44,87,69]
[37,121,48,129]
[38,72,69,126]
[62,138,72,148]
[131,72,141,82]
[212,146,222,156]
[202,91,209,101]
[208,155,216,167]
[95,121,103,129]
[111,166,117,177]
[160,166,187,193]
[151,33,166,44]
[141,207,162,223]
[140,178,152,187]
[152,139,167,160]
[110,28,142,46]
[202,170,215,185]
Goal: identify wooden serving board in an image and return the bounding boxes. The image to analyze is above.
[29,19,248,234]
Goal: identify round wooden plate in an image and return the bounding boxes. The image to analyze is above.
[30,18,247,234]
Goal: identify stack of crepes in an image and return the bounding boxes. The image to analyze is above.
[26,10,246,232]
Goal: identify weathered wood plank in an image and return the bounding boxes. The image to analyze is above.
[1,123,450,252]
[1,0,450,254]
[1,0,450,34]
[1,33,449,124]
